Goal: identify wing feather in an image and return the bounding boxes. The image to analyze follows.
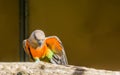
[23,40,30,55]
[45,36,68,65]
[23,40,34,60]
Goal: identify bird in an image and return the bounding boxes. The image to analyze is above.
[23,30,68,65]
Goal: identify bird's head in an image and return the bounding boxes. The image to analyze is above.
[28,30,45,48]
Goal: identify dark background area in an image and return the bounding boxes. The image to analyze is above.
[0,0,120,70]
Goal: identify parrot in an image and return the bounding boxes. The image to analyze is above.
[23,30,68,65]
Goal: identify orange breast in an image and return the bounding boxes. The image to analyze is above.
[29,43,48,58]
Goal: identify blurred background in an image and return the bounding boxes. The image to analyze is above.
[0,0,120,70]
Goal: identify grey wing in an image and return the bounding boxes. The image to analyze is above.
[46,36,68,65]
[50,48,68,65]
[23,39,34,60]
[23,39,32,57]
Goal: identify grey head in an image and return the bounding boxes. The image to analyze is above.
[28,30,45,48]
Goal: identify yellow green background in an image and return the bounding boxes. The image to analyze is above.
[0,0,120,70]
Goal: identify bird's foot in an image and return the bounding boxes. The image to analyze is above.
[35,60,40,63]
[34,57,40,63]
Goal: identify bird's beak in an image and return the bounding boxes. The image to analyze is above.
[38,40,42,46]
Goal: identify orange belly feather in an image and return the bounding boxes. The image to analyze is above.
[29,43,48,58]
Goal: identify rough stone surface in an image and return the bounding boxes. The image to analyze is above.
[0,62,119,75]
